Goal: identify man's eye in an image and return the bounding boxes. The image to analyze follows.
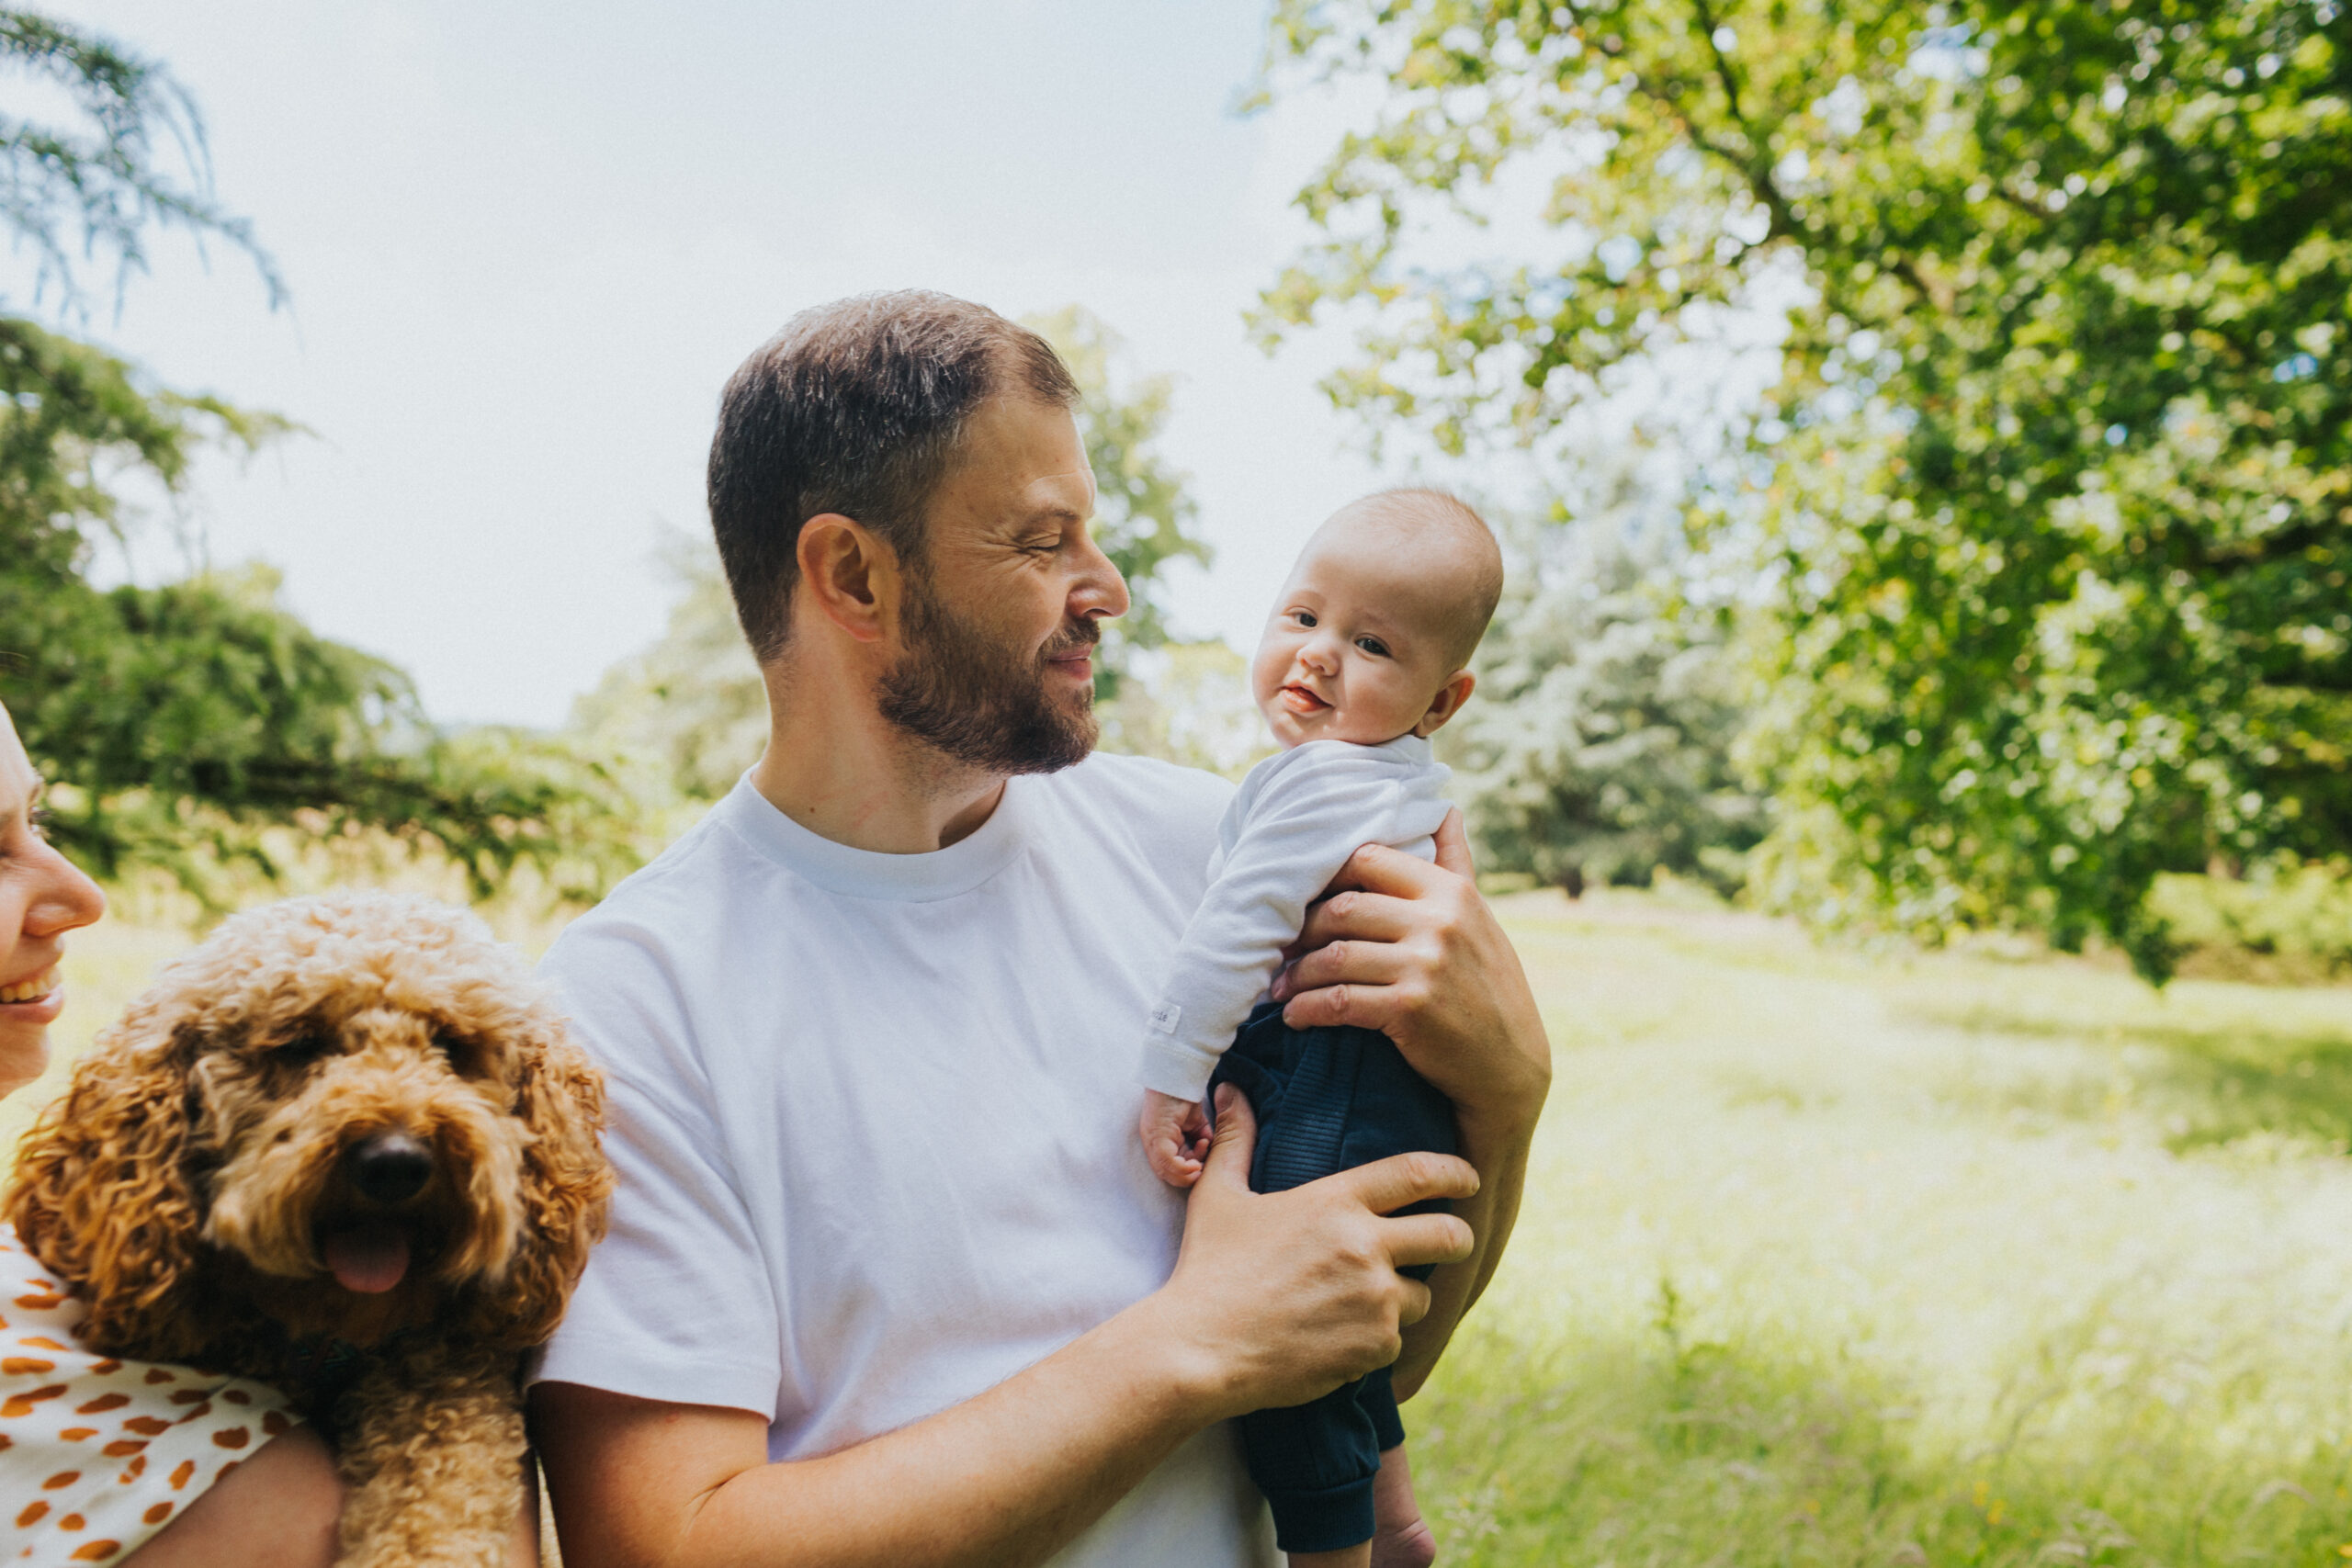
[28,805,51,840]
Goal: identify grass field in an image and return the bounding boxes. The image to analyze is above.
[1412,891,2352,1568]
[20,890,2352,1567]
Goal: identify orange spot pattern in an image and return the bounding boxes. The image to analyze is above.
[0,1228,296,1564]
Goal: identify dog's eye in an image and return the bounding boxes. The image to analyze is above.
[274,1035,334,1067]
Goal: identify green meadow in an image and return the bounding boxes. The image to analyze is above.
[1413,891,2352,1568]
[20,891,2352,1568]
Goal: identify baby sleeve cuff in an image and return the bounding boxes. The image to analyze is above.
[1137,1034,1219,1102]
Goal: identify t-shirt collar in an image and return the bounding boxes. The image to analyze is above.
[715,773,1029,902]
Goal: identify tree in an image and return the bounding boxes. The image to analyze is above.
[577,305,1213,794]
[0,10,280,314]
[0,14,627,899]
[1450,519,1761,895]
[1256,0,2350,976]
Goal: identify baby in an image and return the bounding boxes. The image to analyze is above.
[1136,489,1502,1568]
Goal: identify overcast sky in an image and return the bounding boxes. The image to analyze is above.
[24,0,1475,728]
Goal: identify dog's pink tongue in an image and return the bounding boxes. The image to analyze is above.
[323,1225,410,1293]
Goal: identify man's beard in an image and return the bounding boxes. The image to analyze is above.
[876,567,1100,775]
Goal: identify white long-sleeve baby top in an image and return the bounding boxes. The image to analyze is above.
[1136,734,1453,1101]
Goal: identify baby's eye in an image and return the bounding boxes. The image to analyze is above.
[1290,610,1317,628]
[1355,637,1391,658]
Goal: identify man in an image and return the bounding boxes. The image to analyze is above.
[529,292,1550,1568]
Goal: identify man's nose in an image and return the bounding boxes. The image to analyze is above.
[1069,525,1130,622]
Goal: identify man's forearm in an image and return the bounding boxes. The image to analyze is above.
[542,1299,1217,1568]
[703,1304,1211,1568]
[1392,1105,1535,1398]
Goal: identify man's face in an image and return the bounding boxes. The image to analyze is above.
[876,394,1128,774]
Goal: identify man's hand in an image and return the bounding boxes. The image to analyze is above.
[1146,1086,1478,1418]
[1270,809,1550,1135]
[1264,808,1551,1392]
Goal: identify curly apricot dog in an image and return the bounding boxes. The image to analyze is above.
[5,891,611,1567]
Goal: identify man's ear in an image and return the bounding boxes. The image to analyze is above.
[1412,670,1476,739]
[795,513,903,644]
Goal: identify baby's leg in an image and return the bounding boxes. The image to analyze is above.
[1370,1443,1437,1568]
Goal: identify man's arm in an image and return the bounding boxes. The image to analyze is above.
[1266,809,1553,1396]
[533,1092,1477,1568]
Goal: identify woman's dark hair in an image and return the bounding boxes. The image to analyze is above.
[707,290,1079,661]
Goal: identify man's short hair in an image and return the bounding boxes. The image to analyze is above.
[708,290,1080,661]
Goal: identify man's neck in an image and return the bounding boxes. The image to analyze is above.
[748,654,1008,854]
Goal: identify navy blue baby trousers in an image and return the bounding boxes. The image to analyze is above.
[1205,1000,1460,1554]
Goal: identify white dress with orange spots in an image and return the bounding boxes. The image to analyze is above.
[0,1226,296,1565]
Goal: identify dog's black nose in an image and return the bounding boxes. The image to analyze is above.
[349,1132,434,1204]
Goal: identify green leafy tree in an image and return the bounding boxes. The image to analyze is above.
[0,14,628,899]
[1451,520,1762,894]
[1256,0,2350,976]
[579,305,1213,792]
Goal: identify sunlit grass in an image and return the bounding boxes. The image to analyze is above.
[1414,891,2352,1566]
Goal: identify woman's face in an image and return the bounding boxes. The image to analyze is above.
[0,703,106,1093]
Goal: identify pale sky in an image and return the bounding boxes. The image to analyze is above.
[22,0,1475,728]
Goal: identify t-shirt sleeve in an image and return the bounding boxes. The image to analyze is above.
[1136,749,1409,1100]
[526,914,781,1417]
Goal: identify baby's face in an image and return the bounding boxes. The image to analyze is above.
[1251,531,1468,749]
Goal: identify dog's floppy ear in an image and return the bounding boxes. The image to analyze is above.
[4,998,211,1360]
[473,1013,611,1348]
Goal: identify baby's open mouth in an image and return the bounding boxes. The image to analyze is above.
[322,1221,413,1293]
[1281,684,1331,713]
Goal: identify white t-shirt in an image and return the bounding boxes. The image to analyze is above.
[1137,736,1453,1101]
[531,754,1278,1568]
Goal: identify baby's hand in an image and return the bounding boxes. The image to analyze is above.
[1138,1089,1214,1188]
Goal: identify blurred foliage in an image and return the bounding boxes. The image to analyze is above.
[0,18,633,904]
[1448,519,1762,894]
[1255,0,2351,979]
[1022,306,1210,699]
[570,532,767,799]
[580,305,1212,795]
[1094,638,1272,781]
[2150,856,2352,982]
[0,9,280,313]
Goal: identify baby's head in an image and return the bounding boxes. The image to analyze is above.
[1253,489,1503,750]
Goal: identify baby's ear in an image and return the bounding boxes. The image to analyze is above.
[1413,670,1476,739]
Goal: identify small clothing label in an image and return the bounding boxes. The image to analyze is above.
[1148,1002,1182,1034]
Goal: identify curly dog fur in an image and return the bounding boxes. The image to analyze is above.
[4,891,612,1567]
